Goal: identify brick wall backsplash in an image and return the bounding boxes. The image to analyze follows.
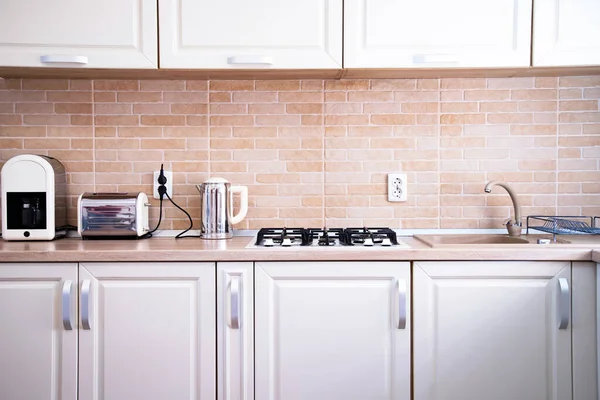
[0,76,598,230]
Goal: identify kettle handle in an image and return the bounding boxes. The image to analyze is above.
[229,186,248,225]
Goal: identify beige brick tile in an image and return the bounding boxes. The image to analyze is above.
[559,100,599,111]
[210,115,254,126]
[487,113,533,124]
[279,92,323,102]
[370,79,416,90]
[186,81,209,91]
[255,81,300,91]
[48,127,93,137]
[441,102,478,112]
[140,80,185,91]
[535,77,559,88]
[117,92,162,102]
[23,115,68,125]
[286,103,322,114]
[255,138,301,149]
[441,114,486,124]
[94,92,116,102]
[559,76,600,87]
[256,115,301,126]
[248,104,285,114]
[209,92,232,102]
[441,78,486,89]
[15,103,54,114]
[511,89,558,100]
[22,79,69,90]
[325,80,369,91]
[94,104,132,115]
[141,139,186,149]
[96,138,139,149]
[325,92,346,102]
[71,115,93,125]
[232,92,277,102]
[132,104,171,114]
[0,138,23,148]
[464,90,510,101]
[94,80,139,91]
[559,112,600,123]
[348,91,393,102]
[164,91,207,103]
[94,115,139,126]
[583,88,600,99]
[518,101,557,112]
[0,90,45,102]
[370,114,415,125]
[169,104,207,115]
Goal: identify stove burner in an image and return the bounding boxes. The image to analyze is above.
[255,227,399,247]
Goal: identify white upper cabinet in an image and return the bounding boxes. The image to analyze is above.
[344,0,532,68]
[533,0,600,66]
[0,0,158,68]
[159,0,342,69]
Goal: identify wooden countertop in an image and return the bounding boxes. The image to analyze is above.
[0,235,598,263]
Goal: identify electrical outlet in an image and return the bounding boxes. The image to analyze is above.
[153,170,173,200]
[387,173,407,202]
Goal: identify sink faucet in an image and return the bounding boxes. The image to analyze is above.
[484,181,522,237]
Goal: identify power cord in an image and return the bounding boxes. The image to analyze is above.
[143,163,198,239]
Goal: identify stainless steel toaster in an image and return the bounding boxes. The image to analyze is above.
[78,193,150,238]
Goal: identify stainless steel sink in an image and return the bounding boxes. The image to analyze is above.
[415,234,533,247]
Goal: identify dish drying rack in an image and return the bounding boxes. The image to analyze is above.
[526,216,600,241]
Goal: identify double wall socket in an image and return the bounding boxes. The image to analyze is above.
[387,173,407,202]
[153,170,173,200]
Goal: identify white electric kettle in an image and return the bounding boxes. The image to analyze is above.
[196,178,248,239]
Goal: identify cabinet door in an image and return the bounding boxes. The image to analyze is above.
[255,261,410,400]
[0,0,157,68]
[217,263,254,400]
[78,262,216,400]
[533,0,600,66]
[159,0,342,69]
[345,0,532,68]
[0,263,77,400]
[414,261,572,400]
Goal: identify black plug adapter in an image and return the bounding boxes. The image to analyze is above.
[158,163,167,185]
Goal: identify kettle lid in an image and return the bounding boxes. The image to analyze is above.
[204,177,229,184]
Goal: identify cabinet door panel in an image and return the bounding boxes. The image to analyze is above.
[414,261,572,400]
[255,261,410,400]
[78,262,215,400]
[0,0,157,68]
[345,0,532,68]
[217,263,254,400]
[533,0,600,66]
[159,0,342,68]
[0,263,77,400]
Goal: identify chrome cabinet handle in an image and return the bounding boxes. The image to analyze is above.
[227,55,273,65]
[228,276,241,329]
[558,278,570,329]
[40,55,88,64]
[81,280,92,330]
[397,279,407,329]
[62,280,74,330]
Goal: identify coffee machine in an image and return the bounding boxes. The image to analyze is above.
[1,154,67,240]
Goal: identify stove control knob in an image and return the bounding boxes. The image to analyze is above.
[281,237,293,247]
[363,237,374,246]
[264,238,274,247]
[381,238,392,246]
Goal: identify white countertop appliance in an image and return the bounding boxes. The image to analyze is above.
[1,154,67,241]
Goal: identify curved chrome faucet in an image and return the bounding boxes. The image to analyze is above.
[484,181,522,236]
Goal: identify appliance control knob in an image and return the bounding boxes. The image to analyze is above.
[381,238,392,246]
[363,237,374,246]
[264,238,274,247]
[281,237,293,247]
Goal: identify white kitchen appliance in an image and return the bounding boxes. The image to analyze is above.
[77,192,150,238]
[1,154,67,241]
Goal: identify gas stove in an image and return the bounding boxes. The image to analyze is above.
[250,227,409,248]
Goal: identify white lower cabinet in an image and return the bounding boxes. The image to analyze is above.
[413,261,572,400]
[217,262,254,400]
[254,261,411,400]
[0,263,78,400]
[78,262,216,400]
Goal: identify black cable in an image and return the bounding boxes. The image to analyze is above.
[167,192,200,239]
[140,197,163,239]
